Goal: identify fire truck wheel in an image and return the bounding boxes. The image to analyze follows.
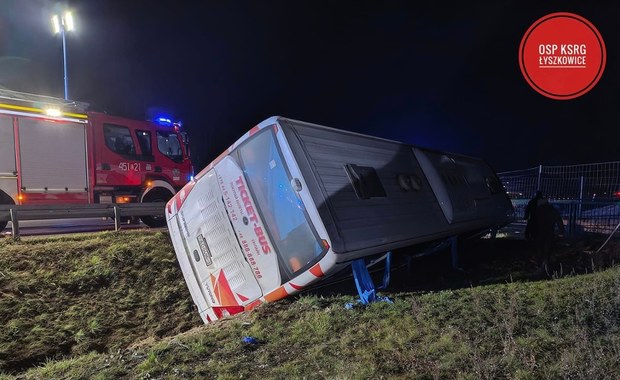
[140,189,173,228]
[0,192,14,232]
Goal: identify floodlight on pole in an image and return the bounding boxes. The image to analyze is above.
[51,11,75,100]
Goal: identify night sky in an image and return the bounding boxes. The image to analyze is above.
[1,1,618,172]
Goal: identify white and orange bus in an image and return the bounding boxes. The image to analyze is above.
[166,116,514,323]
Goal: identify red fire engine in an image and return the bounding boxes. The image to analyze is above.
[0,89,192,230]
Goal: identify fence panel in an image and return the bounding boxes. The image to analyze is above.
[499,162,620,201]
[508,198,620,237]
[500,162,620,237]
[497,167,539,199]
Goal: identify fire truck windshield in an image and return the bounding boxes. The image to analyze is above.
[157,131,183,162]
[237,128,325,281]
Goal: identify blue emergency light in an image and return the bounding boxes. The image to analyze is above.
[154,116,173,126]
[153,115,183,128]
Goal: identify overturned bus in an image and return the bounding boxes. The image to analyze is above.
[166,116,514,323]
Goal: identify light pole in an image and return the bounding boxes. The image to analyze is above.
[51,11,75,100]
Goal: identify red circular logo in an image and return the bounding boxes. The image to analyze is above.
[519,12,606,100]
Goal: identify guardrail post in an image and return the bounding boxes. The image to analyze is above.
[113,206,121,231]
[10,208,19,241]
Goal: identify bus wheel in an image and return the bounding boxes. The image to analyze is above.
[140,188,173,228]
[0,192,15,232]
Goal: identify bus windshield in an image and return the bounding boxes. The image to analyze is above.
[237,128,325,281]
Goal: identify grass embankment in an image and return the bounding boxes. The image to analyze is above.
[0,230,201,375]
[1,231,620,379]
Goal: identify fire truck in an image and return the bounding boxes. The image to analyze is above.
[0,89,192,231]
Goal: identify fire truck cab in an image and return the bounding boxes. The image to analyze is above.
[0,89,192,230]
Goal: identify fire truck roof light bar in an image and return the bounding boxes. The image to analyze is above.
[156,117,172,126]
[153,115,182,128]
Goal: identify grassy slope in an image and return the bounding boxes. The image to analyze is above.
[0,230,201,374]
[1,231,620,379]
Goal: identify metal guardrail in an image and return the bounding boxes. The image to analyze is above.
[0,202,166,240]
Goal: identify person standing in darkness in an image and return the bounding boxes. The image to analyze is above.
[533,197,565,271]
[524,190,543,239]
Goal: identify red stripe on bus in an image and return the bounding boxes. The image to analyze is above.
[199,150,230,177]
[236,292,249,302]
[175,180,196,210]
[264,286,289,302]
[309,263,324,278]
[212,271,239,306]
[245,299,263,311]
[248,125,260,136]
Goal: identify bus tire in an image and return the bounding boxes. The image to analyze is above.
[140,188,173,228]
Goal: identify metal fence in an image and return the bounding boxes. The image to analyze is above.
[498,161,620,201]
[511,199,620,236]
[499,162,620,237]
